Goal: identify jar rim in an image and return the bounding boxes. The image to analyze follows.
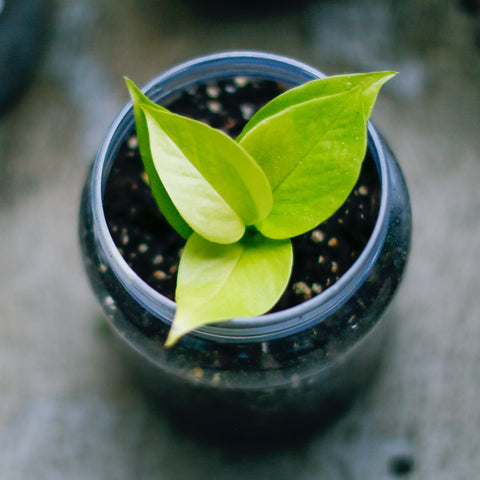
[91,50,391,342]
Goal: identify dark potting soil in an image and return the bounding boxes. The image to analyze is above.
[104,77,380,315]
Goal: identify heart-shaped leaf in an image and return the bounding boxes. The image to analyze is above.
[166,232,293,346]
[128,79,274,244]
[238,72,395,239]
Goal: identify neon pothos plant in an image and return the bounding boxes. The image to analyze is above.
[125,71,395,346]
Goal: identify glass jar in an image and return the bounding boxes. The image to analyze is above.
[79,51,412,439]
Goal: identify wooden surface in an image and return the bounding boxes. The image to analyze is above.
[1,1,479,478]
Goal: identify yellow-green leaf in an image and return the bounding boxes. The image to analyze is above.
[238,72,395,239]
[127,78,274,244]
[141,102,274,244]
[165,232,293,346]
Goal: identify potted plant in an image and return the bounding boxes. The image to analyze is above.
[79,51,411,439]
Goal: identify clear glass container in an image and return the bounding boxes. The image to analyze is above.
[79,51,412,439]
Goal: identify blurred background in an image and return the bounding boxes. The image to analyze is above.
[1,0,479,478]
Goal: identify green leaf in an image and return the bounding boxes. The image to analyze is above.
[126,78,192,239]
[236,72,396,141]
[238,72,395,239]
[128,78,273,244]
[141,105,273,244]
[165,232,293,346]
[141,106,243,244]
